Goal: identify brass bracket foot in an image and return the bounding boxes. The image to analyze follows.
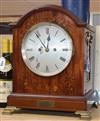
[75,111,91,120]
[2,106,17,114]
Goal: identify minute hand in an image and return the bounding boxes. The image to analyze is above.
[35,32,47,49]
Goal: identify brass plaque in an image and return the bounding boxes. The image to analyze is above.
[37,100,55,108]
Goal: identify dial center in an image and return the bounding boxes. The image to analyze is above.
[45,48,49,52]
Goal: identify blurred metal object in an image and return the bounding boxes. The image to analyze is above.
[61,0,90,23]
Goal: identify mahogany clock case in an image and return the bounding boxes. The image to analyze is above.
[8,5,95,112]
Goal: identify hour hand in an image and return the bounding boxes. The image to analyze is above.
[47,34,51,49]
[47,34,50,41]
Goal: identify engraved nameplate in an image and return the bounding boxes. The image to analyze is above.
[37,100,55,108]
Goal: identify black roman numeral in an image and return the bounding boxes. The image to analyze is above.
[29,39,35,43]
[35,30,41,38]
[55,30,59,36]
[36,63,40,69]
[62,48,69,51]
[60,57,66,62]
[26,48,33,51]
[46,65,49,72]
[60,38,66,42]
[55,64,58,69]
[46,28,49,35]
[29,56,35,61]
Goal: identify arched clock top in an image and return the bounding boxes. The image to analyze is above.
[12,5,87,29]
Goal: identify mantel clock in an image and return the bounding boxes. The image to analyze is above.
[8,5,95,113]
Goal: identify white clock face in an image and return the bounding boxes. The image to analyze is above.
[21,22,73,76]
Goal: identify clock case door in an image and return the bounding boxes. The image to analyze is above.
[8,5,95,112]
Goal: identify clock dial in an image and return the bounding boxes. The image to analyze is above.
[21,22,73,76]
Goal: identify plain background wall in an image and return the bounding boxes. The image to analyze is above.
[0,0,61,16]
[0,0,100,16]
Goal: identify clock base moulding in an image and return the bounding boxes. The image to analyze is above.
[8,90,94,112]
